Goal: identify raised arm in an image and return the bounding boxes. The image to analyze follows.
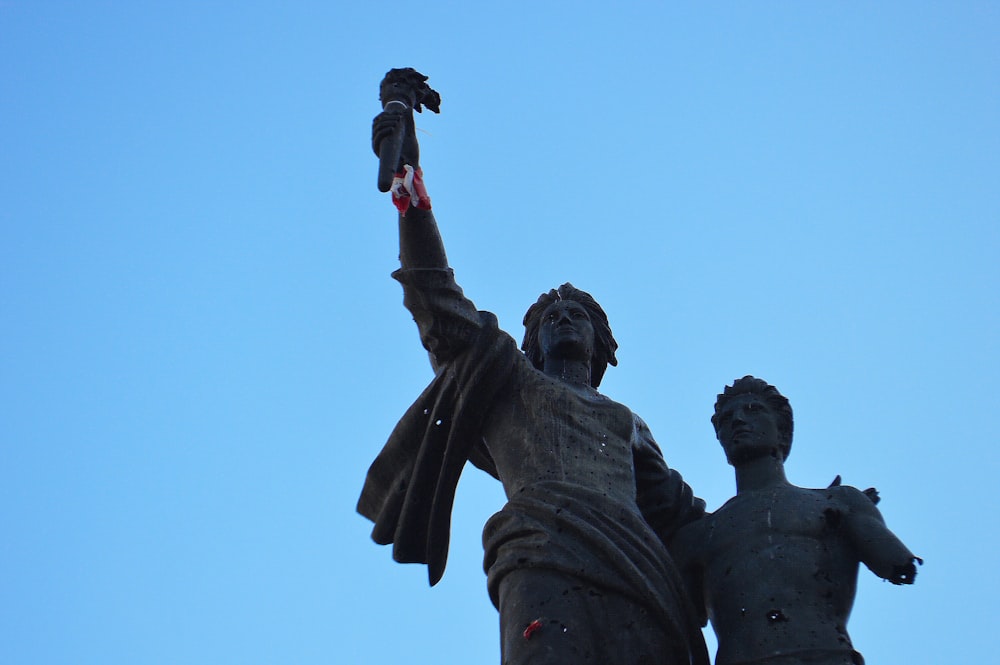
[372,109,482,367]
[839,486,921,584]
[372,109,448,269]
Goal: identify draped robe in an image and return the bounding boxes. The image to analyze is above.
[358,268,708,665]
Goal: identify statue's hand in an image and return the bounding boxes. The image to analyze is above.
[372,110,420,168]
[888,556,922,585]
[372,111,401,157]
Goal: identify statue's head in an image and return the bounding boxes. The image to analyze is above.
[712,376,793,464]
[521,283,618,388]
[379,68,441,113]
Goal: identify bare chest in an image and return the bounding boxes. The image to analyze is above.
[702,488,846,560]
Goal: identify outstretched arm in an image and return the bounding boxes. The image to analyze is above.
[632,419,708,628]
[840,487,921,584]
[372,111,448,270]
[397,206,449,270]
[372,111,481,366]
[632,416,707,544]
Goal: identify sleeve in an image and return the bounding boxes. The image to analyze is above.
[392,267,484,368]
[632,415,707,544]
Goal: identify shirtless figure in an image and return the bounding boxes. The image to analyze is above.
[671,376,920,665]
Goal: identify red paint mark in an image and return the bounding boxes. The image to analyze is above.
[523,619,543,640]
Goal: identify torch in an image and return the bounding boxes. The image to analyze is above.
[376,68,441,192]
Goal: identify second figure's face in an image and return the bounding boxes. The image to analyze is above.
[715,394,783,464]
[538,300,595,363]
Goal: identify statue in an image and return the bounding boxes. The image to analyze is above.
[357,69,709,665]
[671,377,921,665]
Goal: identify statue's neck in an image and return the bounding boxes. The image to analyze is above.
[542,357,593,389]
[734,454,789,494]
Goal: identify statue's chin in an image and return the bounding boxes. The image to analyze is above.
[726,446,779,466]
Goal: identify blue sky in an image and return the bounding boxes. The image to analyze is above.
[2,3,997,664]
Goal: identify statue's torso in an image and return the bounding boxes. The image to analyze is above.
[694,486,861,665]
[483,359,639,507]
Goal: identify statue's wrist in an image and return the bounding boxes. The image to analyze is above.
[391,164,432,214]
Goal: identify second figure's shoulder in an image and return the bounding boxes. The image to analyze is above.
[822,482,883,513]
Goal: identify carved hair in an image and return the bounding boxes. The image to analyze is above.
[521,283,618,388]
[380,68,441,113]
[712,376,794,460]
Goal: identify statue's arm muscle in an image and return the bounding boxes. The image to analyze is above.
[839,487,921,585]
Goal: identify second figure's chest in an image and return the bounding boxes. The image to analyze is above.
[707,489,841,551]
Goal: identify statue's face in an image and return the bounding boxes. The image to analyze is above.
[538,300,595,363]
[715,394,782,464]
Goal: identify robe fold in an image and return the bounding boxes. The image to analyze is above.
[357,266,708,664]
[356,310,515,585]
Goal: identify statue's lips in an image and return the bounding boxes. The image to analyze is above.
[551,329,585,342]
[553,323,584,335]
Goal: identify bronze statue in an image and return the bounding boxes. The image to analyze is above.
[358,69,708,665]
[671,377,921,665]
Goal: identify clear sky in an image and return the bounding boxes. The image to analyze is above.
[2,3,997,664]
